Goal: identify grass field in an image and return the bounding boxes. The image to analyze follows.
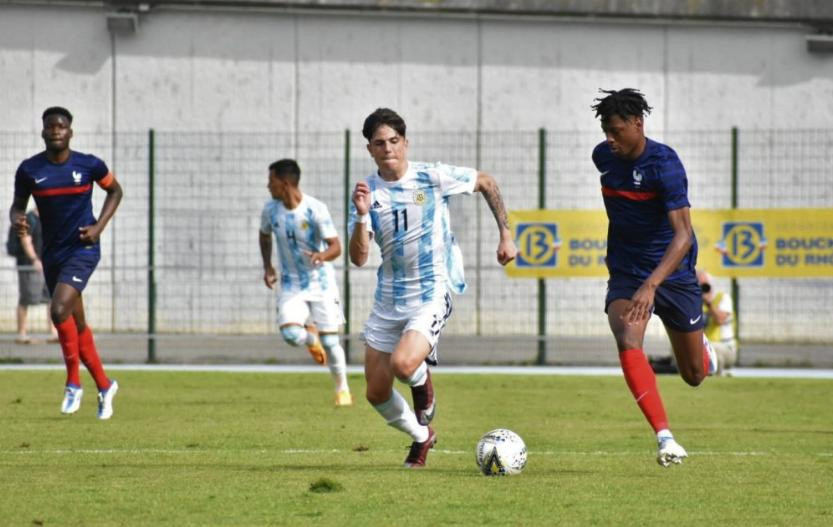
[1,369,831,526]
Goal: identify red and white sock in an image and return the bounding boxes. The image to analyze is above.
[619,348,669,433]
[78,326,111,392]
[55,317,81,387]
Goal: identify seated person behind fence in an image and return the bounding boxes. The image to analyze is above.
[650,269,737,375]
[11,206,57,344]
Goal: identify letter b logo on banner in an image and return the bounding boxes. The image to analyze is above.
[516,223,560,268]
[718,222,767,267]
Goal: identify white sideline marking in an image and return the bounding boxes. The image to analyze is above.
[1,448,829,457]
[2,364,833,378]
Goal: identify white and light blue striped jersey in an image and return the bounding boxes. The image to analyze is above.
[260,194,339,297]
[349,161,477,309]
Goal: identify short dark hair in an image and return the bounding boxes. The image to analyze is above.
[42,106,73,124]
[591,89,652,123]
[269,158,301,186]
[362,108,406,140]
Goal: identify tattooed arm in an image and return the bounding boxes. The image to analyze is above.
[474,171,517,266]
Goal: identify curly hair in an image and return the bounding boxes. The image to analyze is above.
[591,88,652,123]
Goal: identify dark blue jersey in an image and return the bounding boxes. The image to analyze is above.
[14,151,112,265]
[592,137,697,282]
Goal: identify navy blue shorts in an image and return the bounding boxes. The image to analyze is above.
[605,274,704,332]
[43,248,100,295]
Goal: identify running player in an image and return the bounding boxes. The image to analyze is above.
[10,106,123,419]
[591,89,718,466]
[259,159,353,406]
[349,108,517,468]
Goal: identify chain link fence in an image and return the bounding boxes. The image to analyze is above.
[2,128,831,364]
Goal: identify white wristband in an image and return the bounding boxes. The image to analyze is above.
[357,213,369,224]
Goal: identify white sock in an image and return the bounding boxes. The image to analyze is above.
[373,390,428,442]
[322,340,349,392]
[405,361,428,387]
[657,429,673,441]
[305,331,316,346]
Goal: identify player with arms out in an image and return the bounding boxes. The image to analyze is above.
[591,89,718,466]
[9,107,123,419]
[349,108,517,468]
[259,159,353,406]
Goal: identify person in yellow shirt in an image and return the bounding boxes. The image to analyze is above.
[697,269,737,374]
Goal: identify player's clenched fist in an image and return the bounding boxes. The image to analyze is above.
[496,237,517,266]
[352,181,371,214]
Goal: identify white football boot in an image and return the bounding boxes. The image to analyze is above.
[61,385,83,414]
[657,436,688,467]
[97,380,119,420]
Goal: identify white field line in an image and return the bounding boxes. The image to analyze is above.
[2,364,833,379]
[1,448,828,457]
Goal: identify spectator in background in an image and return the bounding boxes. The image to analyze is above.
[698,269,737,374]
[13,206,57,344]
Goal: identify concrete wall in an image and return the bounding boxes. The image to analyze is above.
[1,4,832,136]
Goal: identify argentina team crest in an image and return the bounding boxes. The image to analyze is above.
[413,189,427,206]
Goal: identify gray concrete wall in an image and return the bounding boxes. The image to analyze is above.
[1,4,831,135]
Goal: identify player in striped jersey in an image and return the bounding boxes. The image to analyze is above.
[349,108,517,468]
[10,107,123,419]
[259,159,352,406]
[591,89,718,467]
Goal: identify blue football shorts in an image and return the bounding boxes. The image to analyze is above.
[44,247,101,295]
[605,273,705,332]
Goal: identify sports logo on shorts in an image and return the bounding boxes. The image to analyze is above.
[413,190,426,206]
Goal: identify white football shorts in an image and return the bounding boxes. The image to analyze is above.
[362,291,453,359]
[277,292,345,332]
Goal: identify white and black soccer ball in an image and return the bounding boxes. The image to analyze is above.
[475,428,527,476]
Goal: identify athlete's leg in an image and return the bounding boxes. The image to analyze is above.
[390,330,435,425]
[320,333,350,399]
[390,330,432,382]
[667,328,713,386]
[609,299,670,434]
[73,296,112,392]
[365,346,428,442]
[16,303,29,342]
[51,283,82,387]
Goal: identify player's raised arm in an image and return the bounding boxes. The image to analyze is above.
[474,171,517,265]
[348,180,372,267]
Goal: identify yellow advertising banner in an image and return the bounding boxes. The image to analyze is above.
[506,208,833,278]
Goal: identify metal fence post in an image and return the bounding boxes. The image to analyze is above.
[731,126,740,361]
[343,129,351,362]
[147,129,157,363]
[536,128,547,365]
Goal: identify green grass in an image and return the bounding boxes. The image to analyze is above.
[1,370,832,526]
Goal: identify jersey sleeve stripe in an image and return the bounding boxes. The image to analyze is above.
[96,172,115,189]
[601,186,658,201]
[32,184,92,197]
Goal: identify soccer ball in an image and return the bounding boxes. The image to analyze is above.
[475,428,527,476]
